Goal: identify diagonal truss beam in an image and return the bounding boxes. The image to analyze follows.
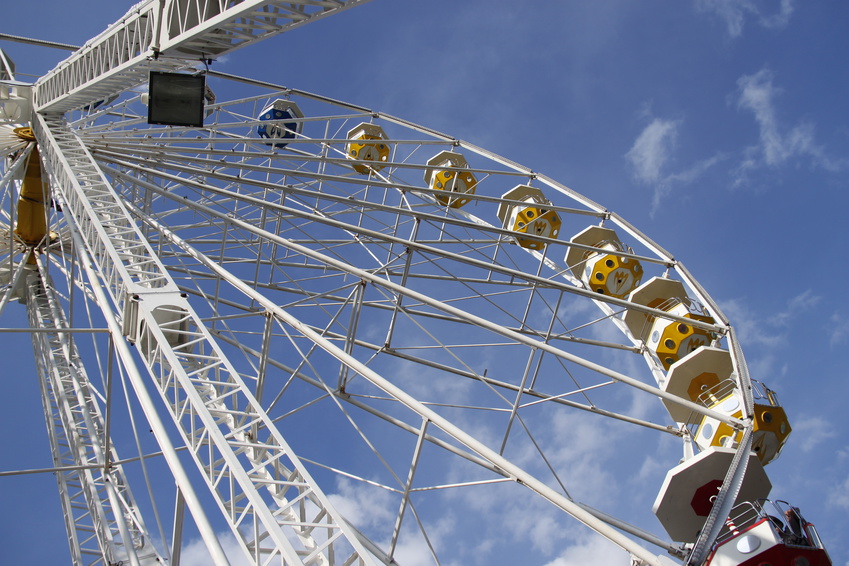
[33,113,378,565]
[102,162,741,430]
[33,0,373,113]
[107,167,685,566]
[26,258,164,566]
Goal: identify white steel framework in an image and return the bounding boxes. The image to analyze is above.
[35,0,373,113]
[27,259,164,566]
[0,2,782,566]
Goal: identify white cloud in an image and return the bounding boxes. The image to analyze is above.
[625,118,679,214]
[542,411,624,508]
[718,291,819,383]
[328,477,396,532]
[720,289,820,349]
[833,474,849,510]
[636,452,674,485]
[434,400,646,561]
[790,416,838,454]
[280,475,457,566]
[696,0,794,37]
[767,289,820,327]
[734,68,841,185]
[435,475,584,561]
[626,119,680,186]
[738,69,801,165]
[626,118,722,213]
[178,532,252,566]
[666,154,725,186]
[390,515,456,566]
[828,311,849,348]
[542,532,629,566]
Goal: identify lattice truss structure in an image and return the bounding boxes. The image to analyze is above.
[0,2,766,566]
[35,0,373,113]
[26,258,165,566]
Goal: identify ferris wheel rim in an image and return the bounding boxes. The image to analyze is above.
[79,85,760,560]
[0,7,793,565]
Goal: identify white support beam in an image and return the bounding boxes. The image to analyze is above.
[33,0,372,114]
[33,113,377,566]
[104,162,741,430]
[26,260,164,566]
[117,173,673,566]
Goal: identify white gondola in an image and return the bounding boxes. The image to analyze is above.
[423,150,477,208]
[623,276,716,369]
[346,122,391,174]
[496,185,562,250]
[565,225,643,298]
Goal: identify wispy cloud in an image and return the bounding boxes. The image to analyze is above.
[626,118,680,186]
[328,478,395,532]
[834,475,849,511]
[544,410,624,508]
[626,118,679,214]
[768,289,820,327]
[625,118,681,184]
[542,532,627,566]
[696,0,794,37]
[625,117,722,213]
[722,289,819,346]
[733,68,843,185]
[179,532,252,566]
[790,416,838,454]
[719,289,820,381]
[437,401,645,561]
[828,311,849,348]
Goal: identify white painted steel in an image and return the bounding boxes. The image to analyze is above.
[33,114,377,565]
[33,0,373,113]
[26,258,164,566]
[46,81,760,564]
[0,3,768,564]
[62,216,233,566]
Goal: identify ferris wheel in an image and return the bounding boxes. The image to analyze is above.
[0,2,833,566]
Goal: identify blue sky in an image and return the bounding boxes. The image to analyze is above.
[2,1,848,565]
